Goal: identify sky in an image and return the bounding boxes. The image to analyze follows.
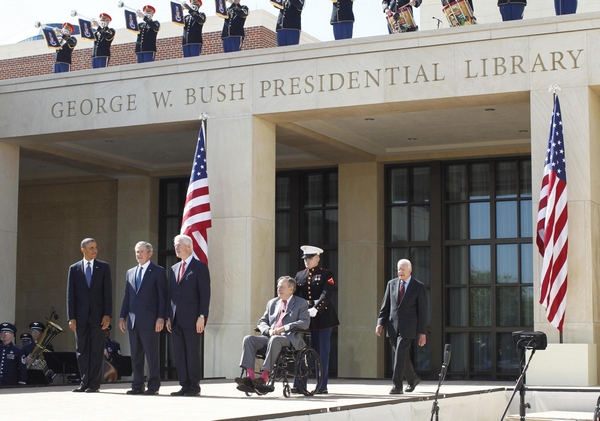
[0,0,423,46]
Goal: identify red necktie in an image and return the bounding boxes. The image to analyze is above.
[178,261,186,283]
[398,281,406,303]
[274,300,287,329]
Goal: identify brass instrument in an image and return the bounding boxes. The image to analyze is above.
[117,1,142,16]
[27,309,64,383]
[71,10,100,27]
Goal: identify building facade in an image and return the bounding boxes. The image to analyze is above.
[1,7,600,384]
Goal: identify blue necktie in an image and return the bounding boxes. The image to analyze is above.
[85,262,92,287]
[136,266,143,292]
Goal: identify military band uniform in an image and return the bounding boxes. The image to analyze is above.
[222,2,249,53]
[382,0,421,34]
[555,0,577,15]
[497,0,525,21]
[0,323,27,386]
[275,0,304,47]
[92,26,115,68]
[54,33,77,73]
[294,266,339,393]
[135,17,160,63]
[331,0,354,40]
[105,336,122,370]
[182,8,207,57]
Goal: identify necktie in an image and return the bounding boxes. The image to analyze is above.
[136,266,143,292]
[398,281,406,303]
[85,262,92,287]
[274,300,287,329]
[178,261,186,283]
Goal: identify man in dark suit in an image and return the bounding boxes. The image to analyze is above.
[376,259,427,394]
[119,241,168,395]
[235,276,310,394]
[166,234,211,397]
[67,238,112,393]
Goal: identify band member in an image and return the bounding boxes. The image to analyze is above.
[92,13,116,68]
[0,323,27,386]
[135,5,160,63]
[555,0,577,15]
[331,0,354,40]
[103,325,122,372]
[275,0,304,47]
[383,0,421,33]
[497,0,525,21]
[293,246,339,394]
[221,0,249,53]
[182,0,207,57]
[30,321,53,352]
[53,22,77,73]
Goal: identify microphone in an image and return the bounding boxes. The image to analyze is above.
[443,343,452,367]
[51,306,59,320]
[432,16,443,29]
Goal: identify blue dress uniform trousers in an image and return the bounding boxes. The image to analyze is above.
[223,37,243,52]
[92,57,109,68]
[555,0,577,15]
[332,22,353,40]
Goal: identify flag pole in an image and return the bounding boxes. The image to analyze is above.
[200,113,209,151]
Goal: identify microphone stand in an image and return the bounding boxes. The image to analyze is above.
[430,363,448,421]
[499,345,536,421]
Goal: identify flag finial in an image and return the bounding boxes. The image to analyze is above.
[548,84,561,94]
[200,113,209,121]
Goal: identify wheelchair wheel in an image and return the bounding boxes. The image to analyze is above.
[295,348,323,396]
[283,384,291,398]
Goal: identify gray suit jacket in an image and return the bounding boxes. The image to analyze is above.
[257,295,310,350]
[377,277,427,340]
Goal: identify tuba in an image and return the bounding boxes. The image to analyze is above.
[27,309,64,382]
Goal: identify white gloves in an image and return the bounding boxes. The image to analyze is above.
[308,307,318,317]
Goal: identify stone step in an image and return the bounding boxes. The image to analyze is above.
[506,411,594,421]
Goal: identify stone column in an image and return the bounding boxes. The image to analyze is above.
[529,87,600,385]
[337,162,385,377]
[202,116,276,378]
[0,142,19,323]
[115,177,159,353]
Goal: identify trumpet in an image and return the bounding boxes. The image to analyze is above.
[118,1,141,13]
[34,21,53,30]
[71,10,100,27]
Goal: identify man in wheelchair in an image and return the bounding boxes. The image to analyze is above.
[235,276,310,394]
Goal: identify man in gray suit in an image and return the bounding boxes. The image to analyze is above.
[235,276,309,393]
[119,241,168,396]
[376,259,427,395]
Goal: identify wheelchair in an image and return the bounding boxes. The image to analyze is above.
[241,330,324,397]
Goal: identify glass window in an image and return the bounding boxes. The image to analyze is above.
[390,206,408,242]
[521,286,534,326]
[276,177,290,209]
[470,245,490,284]
[470,287,491,326]
[521,243,533,284]
[470,202,490,239]
[448,203,468,240]
[470,163,490,200]
[166,183,180,215]
[496,244,518,283]
[275,251,290,279]
[390,247,408,279]
[470,332,491,372]
[497,333,519,372]
[413,334,431,371]
[304,174,323,208]
[448,246,468,285]
[496,161,518,199]
[497,286,519,326]
[165,217,179,250]
[412,167,430,203]
[449,288,468,327]
[411,247,431,286]
[411,205,430,241]
[304,210,323,245]
[520,160,532,197]
[446,164,467,201]
[390,168,409,204]
[325,209,338,245]
[496,201,517,238]
[449,333,468,372]
[275,212,290,247]
[520,200,532,237]
[326,173,338,206]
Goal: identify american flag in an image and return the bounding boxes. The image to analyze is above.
[181,119,212,264]
[536,94,568,332]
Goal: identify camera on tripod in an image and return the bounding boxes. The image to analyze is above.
[512,331,548,350]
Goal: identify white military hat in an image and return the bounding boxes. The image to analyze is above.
[301,245,323,258]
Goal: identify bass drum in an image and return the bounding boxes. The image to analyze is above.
[443,0,477,27]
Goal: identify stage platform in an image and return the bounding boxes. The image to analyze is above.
[1,379,599,421]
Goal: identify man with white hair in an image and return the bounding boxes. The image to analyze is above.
[166,234,211,397]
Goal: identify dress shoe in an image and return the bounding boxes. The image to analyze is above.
[126,388,145,395]
[184,388,200,397]
[405,377,421,393]
[170,388,188,396]
[236,384,255,393]
[72,386,87,393]
[315,389,328,394]
[252,378,274,393]
[143,389,159,395]
[290,387,301,394]
[234,377,253,387]
[389,387,403,395]
[85,388,100,393]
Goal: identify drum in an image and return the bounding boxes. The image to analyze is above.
[387,6,418,34]
[442,0,476,27]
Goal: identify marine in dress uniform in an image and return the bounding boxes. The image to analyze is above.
[92,13,116,69]
[53,23,77,73]
[135,5,160,63]
[293,245,339,394]
[555,0,577,15]
[182,0,207,58]
[221,0,249,53]
[275,0,304,47]
[497,0,526,21]
[331,0,354,40]
[0,323,27,386]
